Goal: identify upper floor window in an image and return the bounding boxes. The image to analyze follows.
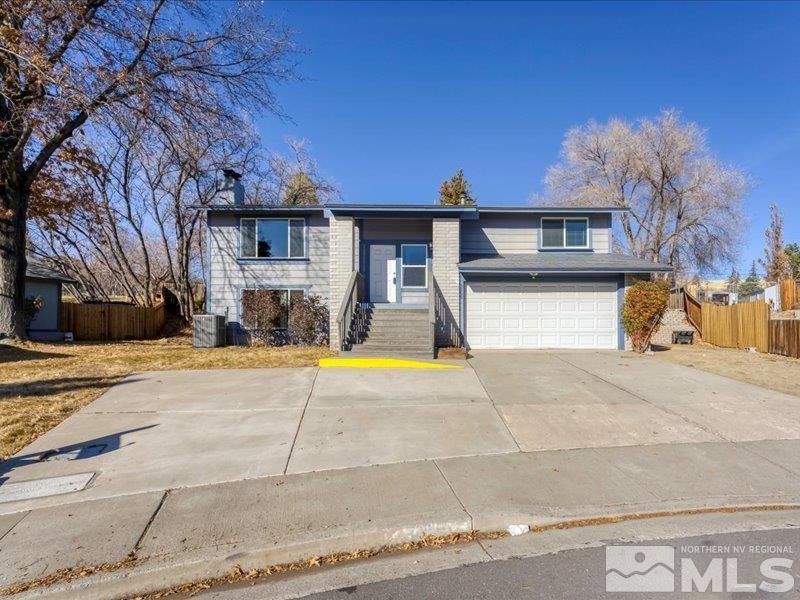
[541,217,589,249]
[240,218,306,258]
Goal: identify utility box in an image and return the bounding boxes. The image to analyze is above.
[672,330,694,345]
[193,314,227,348]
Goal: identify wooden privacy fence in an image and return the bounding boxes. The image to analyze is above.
[683,289,703,337]
[699,300,770,353]
[770,320,800,359]
[780,279,799,310]
[62,302,166,341]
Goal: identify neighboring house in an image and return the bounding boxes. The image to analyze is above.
[201,172,672,356]
[25,260,76,341]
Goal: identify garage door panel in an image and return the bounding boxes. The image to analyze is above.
[559,318,577,329]
[466,279,618,350]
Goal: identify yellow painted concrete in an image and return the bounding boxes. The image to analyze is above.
[319,357,462,370]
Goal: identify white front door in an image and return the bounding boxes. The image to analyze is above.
[466,280,619,349]
[369,245,397,303]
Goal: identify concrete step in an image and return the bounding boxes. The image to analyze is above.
[358,341,433,350]
[355,338,433,348]
[363,308,427,315]
[364,331,431,344]
[363,312,429,320]
[363,322,429,330]
[363,316,428,323]
[343,347,434,359]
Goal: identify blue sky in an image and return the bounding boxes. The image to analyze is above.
[256,1,800,277]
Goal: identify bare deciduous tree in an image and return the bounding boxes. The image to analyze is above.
[544,110,748,276]
[759,203,791,283]
[1,0,296,337]
[29,126,334,321]
[263,138,338,206]
[29,113,264,320]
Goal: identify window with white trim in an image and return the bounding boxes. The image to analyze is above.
[401,244,427,288]
[541,218,589,249]
[240,218,306,258]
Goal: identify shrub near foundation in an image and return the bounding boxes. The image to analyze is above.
[289,295,329,345]
[622,280,670,352]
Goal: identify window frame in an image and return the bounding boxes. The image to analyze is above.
[240,287,307,331]
[540,217,590,249]
[239,217,307,259]
[400,243,428,289]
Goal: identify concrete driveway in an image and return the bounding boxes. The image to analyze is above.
[3,350,800,513]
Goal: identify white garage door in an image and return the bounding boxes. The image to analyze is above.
[466,280,619,349]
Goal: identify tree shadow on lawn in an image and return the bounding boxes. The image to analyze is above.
[0,375,141,400]
[0,345,72,364]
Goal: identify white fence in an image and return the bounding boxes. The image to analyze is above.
[738,283,781,311]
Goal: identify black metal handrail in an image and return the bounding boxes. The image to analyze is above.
[428,273,436,350]
[336,271,363,351]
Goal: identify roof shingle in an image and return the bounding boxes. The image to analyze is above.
[458,252,672,273]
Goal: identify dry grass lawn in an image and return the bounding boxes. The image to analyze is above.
[653,342,800,398]
[0,337,333,460]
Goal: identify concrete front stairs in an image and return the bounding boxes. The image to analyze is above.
[342,304,434,358]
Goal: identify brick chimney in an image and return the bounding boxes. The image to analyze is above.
[219,169,244,206]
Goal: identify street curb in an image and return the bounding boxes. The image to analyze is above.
[11,500,800,600]
[9,517,474,599]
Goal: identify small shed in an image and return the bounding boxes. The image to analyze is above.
[25,261,76,341]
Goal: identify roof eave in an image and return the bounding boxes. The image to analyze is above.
[193,204,325,212]
[478,206,630,214]
[25,273,78,283]
[458,266,674,274]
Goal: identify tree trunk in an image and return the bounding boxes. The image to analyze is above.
[0,182,28,339]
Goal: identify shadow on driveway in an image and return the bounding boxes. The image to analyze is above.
[0,424,158,482]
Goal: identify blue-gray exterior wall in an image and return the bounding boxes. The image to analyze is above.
[25,279,61,331]
[206,212,330,327]
[460,212,611,256]
[205,209,629,347]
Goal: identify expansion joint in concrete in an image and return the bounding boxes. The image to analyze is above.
[284,367,320,475]
[134,489,170,554]
[433,459,474,530]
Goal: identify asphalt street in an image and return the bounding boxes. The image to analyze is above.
[301,528,800,599]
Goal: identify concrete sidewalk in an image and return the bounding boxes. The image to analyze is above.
[3,438,800,599]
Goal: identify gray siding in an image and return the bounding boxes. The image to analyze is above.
[206,212,330,324]
[461,214,538,255]
[25,279,60,330]
[590,213,611,253]
[461,212,612,256]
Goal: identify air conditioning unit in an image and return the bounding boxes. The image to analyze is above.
[193,314,227,348]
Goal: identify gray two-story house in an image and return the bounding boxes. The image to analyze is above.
[202,172,671,356]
